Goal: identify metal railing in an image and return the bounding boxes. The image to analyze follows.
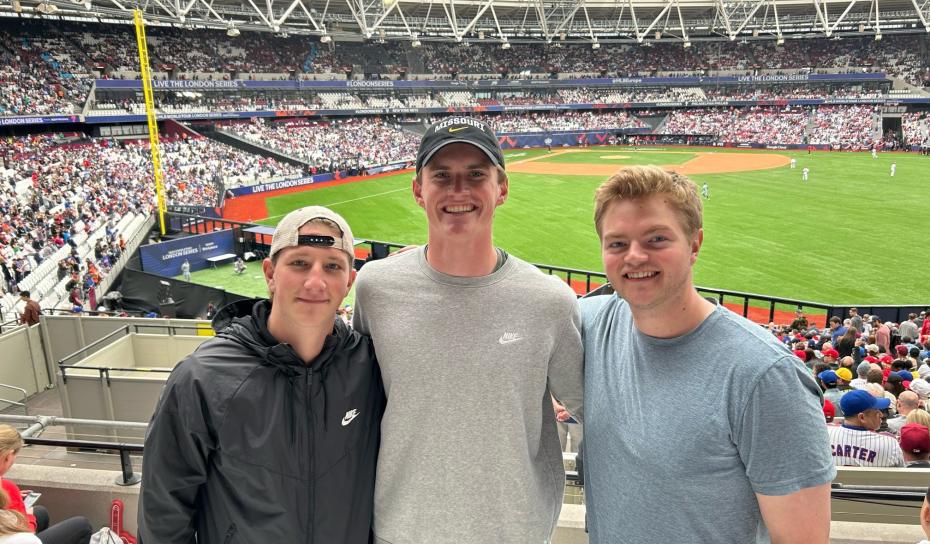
[57,322,209,383]
[0,414,146,486]
[165,213,928,325]
[0,384,29,416]
[24,437,143,486]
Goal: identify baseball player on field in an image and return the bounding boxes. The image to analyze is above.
[827,389,904,467]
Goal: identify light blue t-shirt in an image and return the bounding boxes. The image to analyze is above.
[580,295,835,544]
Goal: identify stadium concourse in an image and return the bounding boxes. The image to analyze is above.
[1,9,930,542]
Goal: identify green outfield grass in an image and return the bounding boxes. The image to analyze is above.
[174,263,357,306]
[252,147,928,305]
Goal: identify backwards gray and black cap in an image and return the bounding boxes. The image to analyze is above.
[416,116,505,173]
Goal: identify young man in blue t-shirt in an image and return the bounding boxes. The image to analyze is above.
[580,165,835,543]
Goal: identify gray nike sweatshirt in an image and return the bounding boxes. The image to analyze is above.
[353,247,583,544]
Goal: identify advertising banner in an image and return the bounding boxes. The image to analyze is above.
[94,72,889,93]
[139,229,236,277]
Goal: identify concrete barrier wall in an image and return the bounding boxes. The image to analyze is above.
[0,324,49,410]
[60,333,209,440]
[131,334,205,367]
[8,464,926,544]
[43,316,210,372]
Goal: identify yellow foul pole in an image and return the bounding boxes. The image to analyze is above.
[133,9,168,235]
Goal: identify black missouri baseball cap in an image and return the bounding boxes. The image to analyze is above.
[416,116,505,173]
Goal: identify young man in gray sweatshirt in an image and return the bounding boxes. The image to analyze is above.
[353,116,583,544]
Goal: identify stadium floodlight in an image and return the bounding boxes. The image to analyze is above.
[776,36,784,45]
[320,34,332,43]
[12,0,21,12]
[478,31,485,39]
[501,41,511,49]
[411,38,421,47]
[874,32,882,40]
[227,25,240,37]
[683,40,691,48]
[591,39,600,50]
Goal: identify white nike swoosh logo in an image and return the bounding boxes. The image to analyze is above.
[342,410,359,426]
[498,334,522,345]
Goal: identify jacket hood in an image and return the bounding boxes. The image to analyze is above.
[213,298,362,377]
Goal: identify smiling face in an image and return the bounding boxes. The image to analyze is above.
[263,221,355,334]
[599,193,703,316]
[413,143,508,243]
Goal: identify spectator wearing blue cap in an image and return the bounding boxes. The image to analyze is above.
[826,389,904,467]
[818,370,849,417]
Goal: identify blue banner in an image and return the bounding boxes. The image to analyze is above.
[0,114,80,126]
[94,72,889,92]
[140,229,236,277]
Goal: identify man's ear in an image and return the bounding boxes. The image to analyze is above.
[496,175,509,206]
[262,258,275,297]
[690,228,704,265]
[412,177,425,208]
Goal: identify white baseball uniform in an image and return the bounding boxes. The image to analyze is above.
[827,424,904,467]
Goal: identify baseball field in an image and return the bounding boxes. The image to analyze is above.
[214,146,929,307]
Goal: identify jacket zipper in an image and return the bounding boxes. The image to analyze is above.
[307,368,315,543]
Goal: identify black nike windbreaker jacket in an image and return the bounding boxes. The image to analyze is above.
[138,299,384,544]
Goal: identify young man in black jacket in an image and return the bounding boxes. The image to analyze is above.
[139,206,384,544]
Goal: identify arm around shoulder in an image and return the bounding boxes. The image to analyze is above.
[547,293,584,422]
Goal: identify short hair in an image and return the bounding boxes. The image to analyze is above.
[830,316,842,325]
[593,166,702,237]
[18,291,29,298]
[866,367,884,383]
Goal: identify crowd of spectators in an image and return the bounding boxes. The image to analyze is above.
[87,79,900,120]
[223,117,420,173]
[703,83,886,101]
[2,19,928,119]
[656,104,885,147]
[660,106,810,144]
[903,111,930,148]
[808,105,880,149]
[0,131,305,294]
[773,308,930,469]
[487,111,648,133]
[0,29,91,116]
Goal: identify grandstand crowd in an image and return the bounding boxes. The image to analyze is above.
[776,309,930,468]
[222,117,420,173]
[1,19,929,117]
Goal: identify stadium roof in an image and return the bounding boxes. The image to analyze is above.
[5,0,930,45]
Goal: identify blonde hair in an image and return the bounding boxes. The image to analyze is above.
[593,165,703,237]
[0,487,29,535]
[907,409,930,428]
[0,425,22,458]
